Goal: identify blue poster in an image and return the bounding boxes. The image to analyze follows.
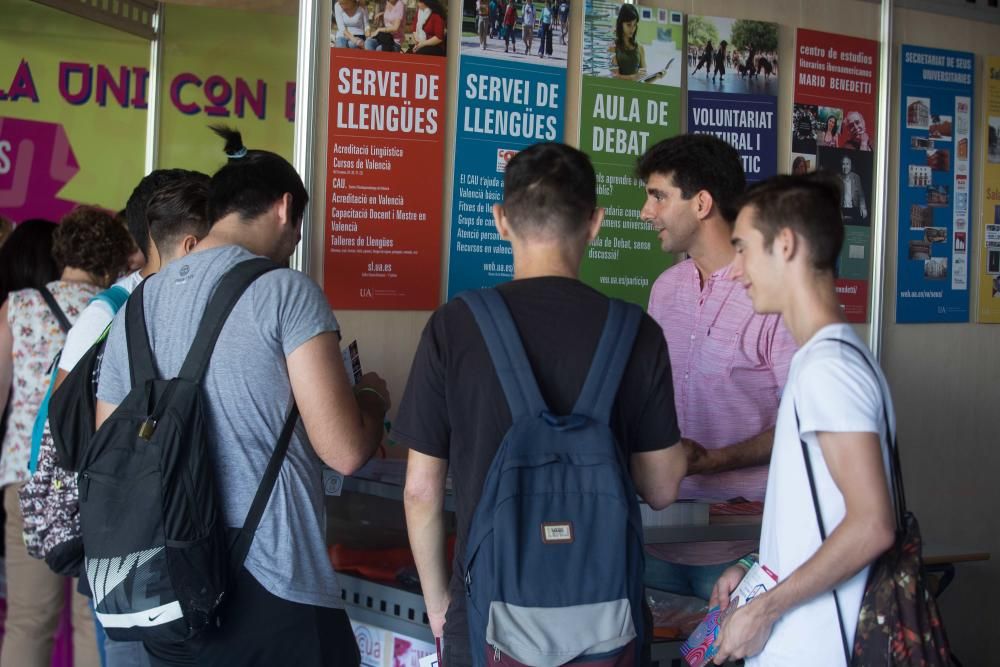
[686,16,779,184]
[688,93,777,183]
[446,24,568,298]
[896,45,974,323]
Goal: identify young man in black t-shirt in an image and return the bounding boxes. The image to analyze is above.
[397,143,686,666]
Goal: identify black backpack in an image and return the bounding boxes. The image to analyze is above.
[49,285,130,471]
[78,258,299,643]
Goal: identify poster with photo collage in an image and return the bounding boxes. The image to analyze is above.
[791,29,879,323]
[896,45,974,323]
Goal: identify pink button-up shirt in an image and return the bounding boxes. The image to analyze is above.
[647,259,797,564]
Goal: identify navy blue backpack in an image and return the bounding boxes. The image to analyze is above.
[459,289,646,667]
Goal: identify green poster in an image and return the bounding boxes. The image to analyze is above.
[578,2,684,306]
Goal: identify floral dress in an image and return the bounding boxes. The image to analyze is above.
[1,281,98,489]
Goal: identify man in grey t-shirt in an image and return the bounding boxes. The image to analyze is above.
[96,131,388,667]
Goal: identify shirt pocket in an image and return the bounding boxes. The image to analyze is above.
[695,326,740,378]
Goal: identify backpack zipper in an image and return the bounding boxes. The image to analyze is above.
[493,645,500,662]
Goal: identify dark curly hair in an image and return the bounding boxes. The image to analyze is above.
[52,206,135,287]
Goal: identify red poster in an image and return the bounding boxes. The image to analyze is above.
[792,29,879,323]
[324,50,446,309]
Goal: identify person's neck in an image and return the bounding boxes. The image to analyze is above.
[511,242,581,280]
[60,267,97,286]
[140,245,161,277]
[780,271,845,346]
[194,216,270,259]
[688,218,736,287]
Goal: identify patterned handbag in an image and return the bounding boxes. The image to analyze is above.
[799,339,954,666]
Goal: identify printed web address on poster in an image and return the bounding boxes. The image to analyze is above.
[900,290,944,298]
[599,275,650,287]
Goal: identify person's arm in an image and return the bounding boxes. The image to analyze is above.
[404,449,450,637]
[0,300,12,411]
[630,442,686,509]
[682,428,773,475]
[287,331,387,475]
[710,430,895,663]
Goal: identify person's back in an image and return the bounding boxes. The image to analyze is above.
[400,143,686,666]
[99,244,335,600]
[95,128,387,667]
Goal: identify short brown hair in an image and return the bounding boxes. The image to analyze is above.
[738,173,844,273]
[147,175,211,251]
[53,206,135,287]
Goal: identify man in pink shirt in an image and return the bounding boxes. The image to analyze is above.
[637,135,797,600]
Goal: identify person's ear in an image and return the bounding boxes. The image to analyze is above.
[180,234,199,256]
[275,193,294,227]
[777,226,797,261]
[694,190,714,221]
[585,207,605,244]
[493,204,512,240]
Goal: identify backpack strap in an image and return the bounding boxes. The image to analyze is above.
[125,277,158,388]
[457,289,548,420]
[178,258,282,382]
[38,286,72,333]
[571,299,642,424]
[229,401,300,575]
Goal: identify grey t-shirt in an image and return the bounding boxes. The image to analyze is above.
[97,245,342,609]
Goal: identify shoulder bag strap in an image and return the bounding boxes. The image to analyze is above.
[229,400,300,575]
[457,289,548,420]
[826,338,906,525]
[795,401,852,667]
[38,286,72,333]
[571,299,642,424]
[178,258,282,382]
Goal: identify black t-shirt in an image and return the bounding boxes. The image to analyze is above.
[394,277,680,664]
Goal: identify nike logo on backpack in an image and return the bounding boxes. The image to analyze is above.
[86,546,164,606]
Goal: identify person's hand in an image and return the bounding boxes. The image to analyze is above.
[355,372,391,412]
[681,438,712,475]
[712,594,777,664]
[708,563,748,611]
[354,35,364,47]
[426,595,450,637]
[861,203,868,219]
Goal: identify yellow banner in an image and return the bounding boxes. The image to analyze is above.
[157,4,296,173]
[978,55,1000,322]
[0,0,295,222]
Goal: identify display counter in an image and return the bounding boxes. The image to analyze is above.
[327,461,761,666]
